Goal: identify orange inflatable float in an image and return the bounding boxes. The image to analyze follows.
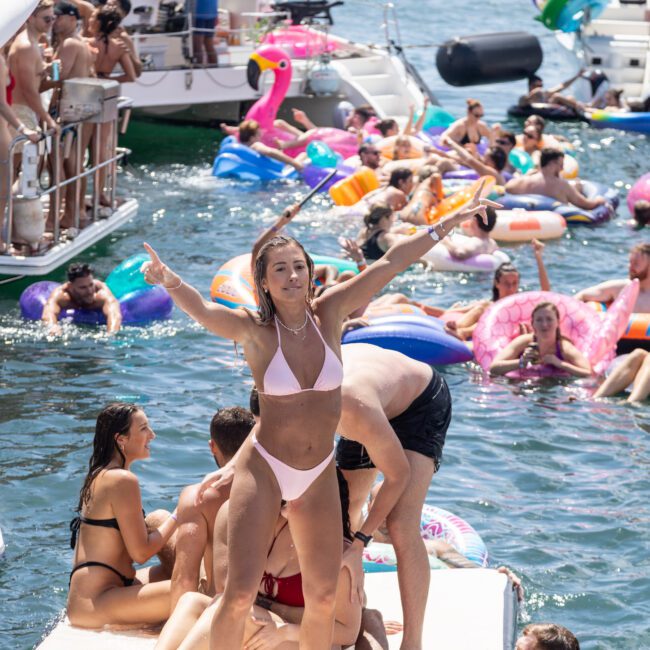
[329,167,380,206]
[428,176,495,225]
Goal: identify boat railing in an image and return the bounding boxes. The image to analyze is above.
[3,98,133,256]
[130,11,292,70]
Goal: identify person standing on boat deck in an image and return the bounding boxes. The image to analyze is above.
[51,1,96,230]
[8,0,60,175]
[170,407,254,612]
[90,5,136,209]
[335,343,452,650]
[189,0,218,65]
[67,403,178,628]
[141,181,497,650]
[0,39,41,255]
[42,262,122,335]
[97,0,144,77]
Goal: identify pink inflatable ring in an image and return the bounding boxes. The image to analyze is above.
[473,283,639,376]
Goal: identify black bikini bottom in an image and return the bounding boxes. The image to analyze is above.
[69,561,134,587]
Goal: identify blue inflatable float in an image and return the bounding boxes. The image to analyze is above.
[212,136,298,181]
[19,254,173,325]
[342,314,473,365]
[499,180,618,225]
[589,110,650,135]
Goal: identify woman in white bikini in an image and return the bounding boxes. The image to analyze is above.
[141,183,497,650]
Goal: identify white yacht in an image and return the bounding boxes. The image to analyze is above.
[553,0,650,105]
[121,1,433,128]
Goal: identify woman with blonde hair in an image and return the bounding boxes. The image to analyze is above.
[141,180,497,650]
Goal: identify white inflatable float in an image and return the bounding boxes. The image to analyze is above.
[37,569,518,649]
[0,526,5,557]
[1,0,38,47]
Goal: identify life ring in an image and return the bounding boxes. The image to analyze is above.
[499,180,618,225]
[473,284,639,376]
[342,313,473,365]
[212,137,298,182]
[490,209,567,242]
[363,504,489,572]
[429,176,495,225]
[19,280,172,325]
[329,168,380,206]
[210,253,359,309]
[507,103,582,121]
[377,135,426,161]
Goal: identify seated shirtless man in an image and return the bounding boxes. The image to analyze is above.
[41,262,122,335]
[505,148,606,211]
[170,406,254,612]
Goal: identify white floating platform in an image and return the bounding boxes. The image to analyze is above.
[365,568,518,650]
[37,568,518,649]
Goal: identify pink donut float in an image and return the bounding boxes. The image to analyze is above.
[473,282,639,376]
[627,172,650,214]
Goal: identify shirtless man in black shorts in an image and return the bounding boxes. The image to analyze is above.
[41,262,122,335]
[336,343,452,650]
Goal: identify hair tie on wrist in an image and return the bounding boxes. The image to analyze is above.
[166,277,183,290]
[427,225,442,242]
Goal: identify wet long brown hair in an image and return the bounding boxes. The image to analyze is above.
[76,402,140,512]
[253,235,315,326]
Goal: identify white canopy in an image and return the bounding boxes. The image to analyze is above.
[1,0,39,47]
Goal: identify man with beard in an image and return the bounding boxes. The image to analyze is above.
[41,262,122,335]
[576,243,650,314]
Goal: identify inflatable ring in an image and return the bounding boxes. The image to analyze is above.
[422,242,510,273]
[499,181,618,225]
[507,103,581,121]
[212,137,298,182]
[329,167,379,206]
[363,504,489,572]
[490,209,567,242]
[211,253,360,309]
[342,313,473,365]
[19,280,173,325]
[627,172,650,214]
[378,135,426,161]
[473,284,639,376]
[536,0,608,33]
[588,302,650,354]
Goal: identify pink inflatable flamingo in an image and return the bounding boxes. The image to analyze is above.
[472,280,639,377]
[245,45,359,159]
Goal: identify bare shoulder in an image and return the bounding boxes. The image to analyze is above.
[103,467,139,490]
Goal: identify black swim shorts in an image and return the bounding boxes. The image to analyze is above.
[336,371,451,472]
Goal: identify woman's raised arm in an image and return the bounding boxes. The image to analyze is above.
[321,182,501,320]
[141,243,252,342]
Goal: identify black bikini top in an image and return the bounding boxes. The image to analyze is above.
[69,509,145,549]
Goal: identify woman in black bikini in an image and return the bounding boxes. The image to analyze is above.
[441,99,495,151]
[67,403,178,628]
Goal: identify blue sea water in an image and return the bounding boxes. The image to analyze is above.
[1,1,649,648]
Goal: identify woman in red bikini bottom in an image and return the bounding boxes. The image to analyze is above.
[155,469,362,650]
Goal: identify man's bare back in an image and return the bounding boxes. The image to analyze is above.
[340,343,432,420]
[58,34,95,79]
[506,171,573,203]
